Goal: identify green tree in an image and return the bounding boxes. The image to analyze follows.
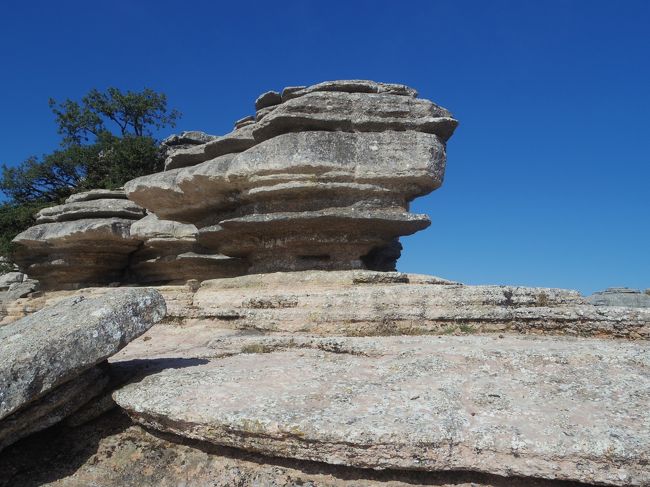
[0,87,181,267]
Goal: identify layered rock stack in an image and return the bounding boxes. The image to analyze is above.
[12,189,145,289]
[128,214,248,284]
[125,80,458,272]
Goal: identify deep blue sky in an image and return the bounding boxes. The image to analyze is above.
[1,0,648,294]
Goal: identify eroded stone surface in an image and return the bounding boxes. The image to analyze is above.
[192,271,650,338]
[0,411,586,487]
[0,288,166,421]
[252,91,457,143]
[12,189,145,289]
[127,127,449,272]
[587,287,650,308]
[114,335,650,486]
[0,365,109,451]
[128,214,247,284]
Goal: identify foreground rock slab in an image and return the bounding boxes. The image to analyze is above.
[0,288,166,421]
[115,334,650,486]
[0,411,588,487]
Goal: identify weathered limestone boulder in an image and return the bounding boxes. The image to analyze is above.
[125,80,457,272]
[128,214,248,284]
[160,130,218,170]
[114,334,650,486]
[0,272,25,290]
[587,287,650,308]
[163,124,256,170]
[12,189,145,289]
[0,288,166,450]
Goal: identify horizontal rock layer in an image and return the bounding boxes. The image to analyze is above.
[127,128,447,272]
[1,411,588,486]
[128,214,247,284]
[114,334,650,486]
[192,270,650,338]
[12,189,145,290]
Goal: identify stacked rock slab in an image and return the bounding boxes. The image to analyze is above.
[125,80,458,272]
[128,213,248,284]
[12,189,145,290]
[0,288,165,451]
[587,287,650,307]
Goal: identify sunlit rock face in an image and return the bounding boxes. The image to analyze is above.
[125,80,458,273]
[12,189,145,290]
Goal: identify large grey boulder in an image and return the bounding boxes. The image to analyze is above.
[12,189,145,290]
[0,288,165,450]
[125,80,457,272]
[128,214,247,284]
[114,334,650,486]
[587,287,650,308]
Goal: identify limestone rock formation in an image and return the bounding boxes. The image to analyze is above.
[12,189,145,289]
[128,213,248,284]
[114,335,649,486]
[125,80,457,272]
[191,271,650,338]
[160,130,218,170]
[587,287,650,308]
[0,288,166,450]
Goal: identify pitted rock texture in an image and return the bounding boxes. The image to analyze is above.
[114,334,650,486]
[128,214,247,284]
[587,287,650,308]
[192,271,650,338]
[0,364,109,451]
[12,189,145,289]
[126,80,456,272]
[0,288,165,452]
[0,288,166,422]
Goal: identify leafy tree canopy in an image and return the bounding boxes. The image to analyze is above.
[49,87,180,145]
[0,87,181,268]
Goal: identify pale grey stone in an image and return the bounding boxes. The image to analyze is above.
[255,90,282,110]
[164,124,257,170]
[587,287,650,308]
[65,189,128,203]
[0,288,166,420]
[281,79,419,101]
[35,199,145,223]
[0,272,25,291]
[233,115,255,129]
[114,334,650,486]
[253,91,458,143]
[0,365,109,451]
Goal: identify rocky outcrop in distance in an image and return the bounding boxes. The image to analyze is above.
[0,288,165,451]
[126,80,458,273]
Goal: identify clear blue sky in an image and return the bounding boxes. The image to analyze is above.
[1,0,648,294]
